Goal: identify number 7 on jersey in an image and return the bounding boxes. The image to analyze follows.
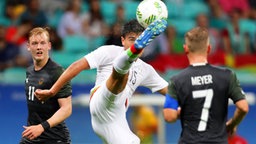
[192,89,213,131]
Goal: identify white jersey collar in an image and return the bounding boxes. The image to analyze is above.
[191,63,207,66]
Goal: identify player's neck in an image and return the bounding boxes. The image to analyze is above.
[188,55,208,65]
[34,58,49,71]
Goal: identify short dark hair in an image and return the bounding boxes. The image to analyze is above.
[121,19,145,38]
[185,27,209,53]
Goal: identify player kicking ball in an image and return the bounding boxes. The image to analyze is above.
[35,19,168,144]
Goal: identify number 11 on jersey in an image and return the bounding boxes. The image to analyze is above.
[192,89,213,131]
[28,86,35,101]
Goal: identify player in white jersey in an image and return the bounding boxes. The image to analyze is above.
[35,19,168,144]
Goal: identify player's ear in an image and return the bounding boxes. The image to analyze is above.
[27,42,31,51]
[183,44,189,54]
[48,42,52,50]
[207,45,211,54]
[121,36,125,46]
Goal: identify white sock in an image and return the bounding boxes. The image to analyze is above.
[113,49,139,74]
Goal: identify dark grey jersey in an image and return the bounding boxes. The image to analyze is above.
[23,58,72,143]
[168,64,245,144]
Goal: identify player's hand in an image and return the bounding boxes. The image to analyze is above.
[134,19,167,49]
[35,89,54,101]
[22,125,44,140]
[226,118,237,136]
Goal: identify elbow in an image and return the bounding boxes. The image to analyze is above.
[163,109,178,123]
[240,104,249,115]
[236,99,249,115]
[67,105,72,117]
[164,115,178,123]
[63,104,72,118]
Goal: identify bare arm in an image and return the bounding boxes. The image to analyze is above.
[50,58,90,95]
[157,86,167,95]
[47,96,72,127]
[157,86,179,123]
[22,96,72,140]
[226,99,249,135]
[163,108,179,123]
[35,58,90,100]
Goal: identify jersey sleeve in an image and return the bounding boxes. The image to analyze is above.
[53,67,72,98]
[168,78,178,100]
[228,71,246,103]
[85,45,122,69]
[140,65,168,93]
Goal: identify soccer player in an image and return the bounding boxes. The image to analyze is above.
[35,19,168,144]
[163,27,249,144]
[20,27,72,144]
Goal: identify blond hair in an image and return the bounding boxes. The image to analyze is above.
[185,27,209,53]
[28,27,50,42]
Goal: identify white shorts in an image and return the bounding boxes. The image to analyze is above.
[89,83,140,144]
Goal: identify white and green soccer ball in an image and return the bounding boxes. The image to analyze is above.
[136,0,168,28]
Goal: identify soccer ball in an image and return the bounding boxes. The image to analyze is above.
[136,0,168,28]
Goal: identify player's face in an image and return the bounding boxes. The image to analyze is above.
[27,33,51,63]
[121,32,141,50]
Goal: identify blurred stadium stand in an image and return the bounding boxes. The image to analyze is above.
[0,0,256,143]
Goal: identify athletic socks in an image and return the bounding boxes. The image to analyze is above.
[113,45,140,74]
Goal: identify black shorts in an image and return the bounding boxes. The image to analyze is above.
[20,137,71,144]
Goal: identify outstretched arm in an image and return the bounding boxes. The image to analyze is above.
[35,58,90,101]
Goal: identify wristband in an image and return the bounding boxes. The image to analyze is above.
[164,94,178,110]
[41,121,50,130]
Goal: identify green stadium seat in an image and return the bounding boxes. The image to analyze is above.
[81,1,89,13]
[183,0,205,2]
[63,35,90,54]
[239,19,256,40]
[0,1,6,17]
[166,1,181,18]
[89,36,106,51]
[72,69,96,84]
[123,1,139,21]
[2,67,26,84]
[209,18,227,29]
[0,16,11,26]
[182,2,209,19]
[48,9,64,28]
[100,1,117,25]
[51,51,84,68]
[233,69,256,85]
[168,18,196,37]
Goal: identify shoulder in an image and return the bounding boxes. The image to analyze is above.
[171,64,234,83]
[135,59,156,70]
[89,45,124,58]
[209,64,233,75]
[47,59,65,74]
[171,66,191,81]
[48,59,63,68]
[26,65,34,74]
[97,45,124,52]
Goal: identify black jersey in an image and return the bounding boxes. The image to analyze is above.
[22,58,72,144]
[168,64,245,144]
